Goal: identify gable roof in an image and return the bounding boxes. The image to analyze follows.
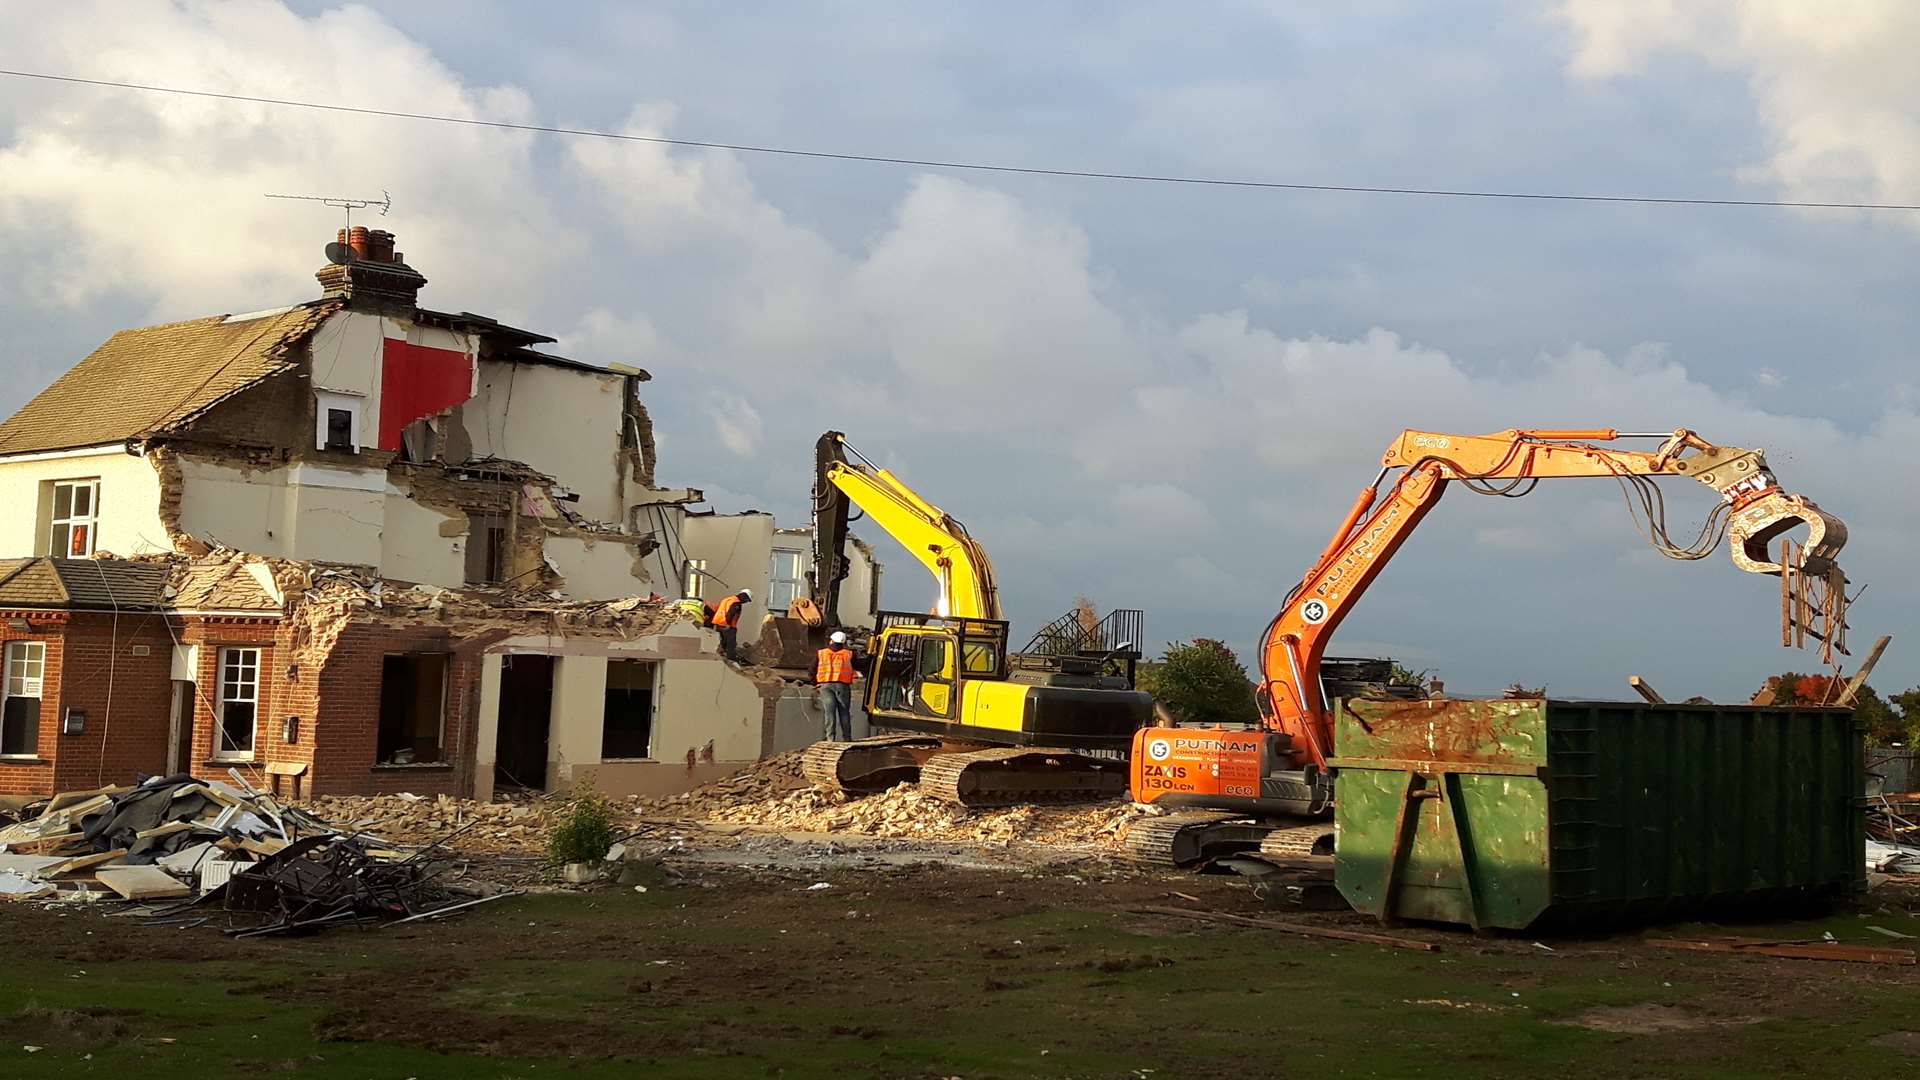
[0,301,338,455]
[0,559,171,610]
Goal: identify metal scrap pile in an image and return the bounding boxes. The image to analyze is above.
[0,774,513,933]
[1868,793,1920,874]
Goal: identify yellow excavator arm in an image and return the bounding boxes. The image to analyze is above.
[813,431,1002,621]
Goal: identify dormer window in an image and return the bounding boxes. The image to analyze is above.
[314,390,363,453]
[325,408,354,451]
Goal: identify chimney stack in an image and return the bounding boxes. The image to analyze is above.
[317,226,427,311]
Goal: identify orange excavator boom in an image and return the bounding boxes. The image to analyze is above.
[1128,427,1848,819]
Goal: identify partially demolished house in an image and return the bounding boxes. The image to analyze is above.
[0,228,876,800]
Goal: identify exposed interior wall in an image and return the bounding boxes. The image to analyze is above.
[654,655,765,761]
[769,681,872,755]
[545,653,609,789]
[545,533,652,600]
[305,310,475,453]
[0,449,170,558]
[840,539,881,628]
[457,359,627,524]
[474,624,775,798]
[681,512,775,645]
[778,526,882,628]
[380,490,466,587]
[174,457,388,565]
[307,309,386,398]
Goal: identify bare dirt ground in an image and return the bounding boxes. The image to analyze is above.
[7,756,1920,1077]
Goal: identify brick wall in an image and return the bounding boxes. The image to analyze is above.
[0,610,177,797]
[179,366,307,450]
[178,617,295,795]
[306,623,475,797]
[0,611,66,797]
[49,613,177,792]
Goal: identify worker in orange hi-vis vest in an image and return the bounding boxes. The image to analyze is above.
[813,630,861,741]
[710,588,751,661]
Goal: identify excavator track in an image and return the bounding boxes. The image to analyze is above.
[917,747,1128,808]
[1120,811,1246,868]
[1120,812,1335,868]
[1259,823,1336,859]
[801,735,944,795]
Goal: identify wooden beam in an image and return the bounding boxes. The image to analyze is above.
[1628,676,1666,705]
[1838,635,1893,708]
[1133,905,1435,952]
[1649,937,1914,966]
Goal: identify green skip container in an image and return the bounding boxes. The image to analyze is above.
[1331,697,1864,931]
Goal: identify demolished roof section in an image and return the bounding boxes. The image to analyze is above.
[0,302,338,455]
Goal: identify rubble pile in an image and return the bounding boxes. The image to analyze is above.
[625,749,1138,847]
[308,791,558,852]
[633,751,812,818]
[699,782,1136,847]
[0,775,513,932]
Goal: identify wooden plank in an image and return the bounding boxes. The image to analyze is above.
[133,821,196,841]
[7,832,86,855]
[1838,635,1894,708]
[239,837,288,856]
[93,866,192,901]
[1628,676,1666,705]
[1134,905,1436,952]
[41,848,128,877]
[41,790,120,817]
[1648,937,1915,966]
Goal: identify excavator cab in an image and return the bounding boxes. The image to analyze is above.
[866,615,1010,723]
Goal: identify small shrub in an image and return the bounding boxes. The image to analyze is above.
[547,784,617,865]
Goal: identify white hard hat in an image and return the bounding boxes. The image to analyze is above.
[829,631,848,645]
[739,588,752,600]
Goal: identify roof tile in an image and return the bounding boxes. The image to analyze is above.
[0,302,337,455]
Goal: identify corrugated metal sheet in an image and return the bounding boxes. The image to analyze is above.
[1332,697,1864,930]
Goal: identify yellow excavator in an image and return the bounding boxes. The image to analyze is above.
[800,432,1153,805]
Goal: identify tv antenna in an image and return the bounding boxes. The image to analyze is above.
[263,189,391,232]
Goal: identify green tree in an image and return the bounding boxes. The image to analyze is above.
[1136,639,1259,726]
[1758,671,1909,747]
[1894,688,1920,740]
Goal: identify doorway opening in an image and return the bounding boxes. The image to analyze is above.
[495,654,554,791]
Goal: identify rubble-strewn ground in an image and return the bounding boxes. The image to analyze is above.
[4,863,1920,1078]
[306,751,1146,856]
[7,764,1920,1076]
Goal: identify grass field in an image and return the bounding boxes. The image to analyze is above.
[2,864,1918,1078]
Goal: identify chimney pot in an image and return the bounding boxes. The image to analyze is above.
[348,225,371,259]
[366,229,396,262]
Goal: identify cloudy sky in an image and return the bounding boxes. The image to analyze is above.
[2,1,1915,700]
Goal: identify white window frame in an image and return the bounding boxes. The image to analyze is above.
[314,390,364,453]
[49,478,100,557]
[0,641,45,758]
[214,647,261,761]
[684,558,709,601]
[769,549,804,612]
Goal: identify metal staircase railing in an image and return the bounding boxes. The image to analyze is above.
[1020,608,1144,659]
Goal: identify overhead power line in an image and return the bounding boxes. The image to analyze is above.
[3,67,1918,212]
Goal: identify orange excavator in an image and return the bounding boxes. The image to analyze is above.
[1123,427,1849,865]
